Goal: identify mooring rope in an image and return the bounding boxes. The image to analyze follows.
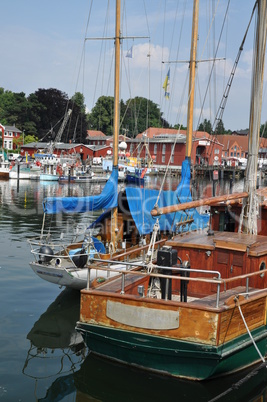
[236,297,265,363]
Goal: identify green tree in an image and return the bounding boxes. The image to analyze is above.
[214,119,226,135]
[123,96,169,137]
[23,134,38,144]
[87,96,114,136]
[198,119,213,134]
[173,123,187,131]
[260,122,267,138]
[69,92,88,143]
[33,88,69,141]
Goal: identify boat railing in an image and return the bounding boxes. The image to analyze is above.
[86,257,267,308]
[28,236,84,268]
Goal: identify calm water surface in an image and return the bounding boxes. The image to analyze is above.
[1,176,267,401]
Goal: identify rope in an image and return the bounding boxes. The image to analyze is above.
[146,219,160,272]
[236,297,265,363]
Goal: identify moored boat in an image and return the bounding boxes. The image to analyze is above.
[0,159,10,180]
[9,161,41,180]
[76,0,267,380]
[28,0,208,290]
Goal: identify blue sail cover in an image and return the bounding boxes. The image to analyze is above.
[125,159,209,235]
[43,168,118,214]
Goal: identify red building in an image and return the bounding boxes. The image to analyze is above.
[131,128,223,167]
[0,124,22,150]
[86,127,223,167]
[20,142,112,162]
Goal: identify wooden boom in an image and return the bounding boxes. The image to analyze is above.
[150,191,249,216]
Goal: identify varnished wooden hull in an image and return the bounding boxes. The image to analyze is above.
[77,281,267,380]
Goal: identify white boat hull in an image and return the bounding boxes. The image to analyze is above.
[40,173,59,181]
[9,170,40,180]
[29,260,126,290]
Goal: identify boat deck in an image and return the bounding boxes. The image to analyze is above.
[167,230,267,256]
[88,269,263,310]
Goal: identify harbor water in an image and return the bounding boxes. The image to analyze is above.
[1,176,267,401]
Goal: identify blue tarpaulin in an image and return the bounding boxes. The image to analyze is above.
[125,159,209,234]
[42,160,209,234]
[43,168,118,214]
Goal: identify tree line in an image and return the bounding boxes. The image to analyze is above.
[2,86,263,148]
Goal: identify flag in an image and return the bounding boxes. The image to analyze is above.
[163,68,170,99]
[126,46,133,58]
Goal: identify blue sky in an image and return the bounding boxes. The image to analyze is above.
[0,0,262,132]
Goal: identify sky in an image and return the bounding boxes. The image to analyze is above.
[0,0,263,132]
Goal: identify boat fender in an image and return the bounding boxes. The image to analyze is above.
[72,248,87,268]
[39,245,54,263]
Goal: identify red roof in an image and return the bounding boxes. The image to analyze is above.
[136,127,218,142]
[215,135,248,152]
[86,130,106,138]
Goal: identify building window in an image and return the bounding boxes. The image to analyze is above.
[231,152,233,156]
[225,151,227,156]
[162,144,166,155]
[162,155,165,163]
[214,149,219,154]
[154,144,157,154]
[130,144,133,152]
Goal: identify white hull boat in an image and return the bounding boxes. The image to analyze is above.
[28,237,140,290]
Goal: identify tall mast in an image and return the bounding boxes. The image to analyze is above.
[239,0,267,234]
[113,0,120,168]
[111,0,120,249]
[186,0,199,159]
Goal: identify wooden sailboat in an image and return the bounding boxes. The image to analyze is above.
[28,0,208,290]
[76,0,267,380]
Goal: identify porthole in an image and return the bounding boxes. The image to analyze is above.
[259,261,266,278]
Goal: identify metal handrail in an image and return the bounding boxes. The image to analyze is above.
[86,258,267,308]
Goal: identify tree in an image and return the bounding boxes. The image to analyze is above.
[87,96,114,136]
[123,97,169,137]
[33,88,69,141]
[260,122,267,138]
[69,92,88,143]
[23,134,38,144]
[214,119,226,135]
[87,95,170,138]
[174,123,187,131]
[198,119,212,134]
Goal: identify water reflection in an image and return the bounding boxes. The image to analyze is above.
[23,287,267,402]
[23,289,86,401]
[74,354,267,402]
[4,175,267,401]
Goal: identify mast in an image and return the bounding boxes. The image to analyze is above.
[185,0,199,159]
[239,0,267,234]
[110,0,120,249]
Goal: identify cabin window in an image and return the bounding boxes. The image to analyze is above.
[260,261,266,278]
